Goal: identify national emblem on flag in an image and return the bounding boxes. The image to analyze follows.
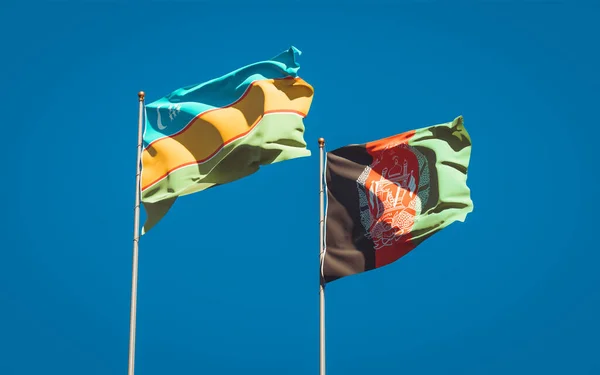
[140,46,314,234]
[323,116,473,282]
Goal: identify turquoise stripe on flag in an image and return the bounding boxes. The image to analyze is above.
[143,46,303,147]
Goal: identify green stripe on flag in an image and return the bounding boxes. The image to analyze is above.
[408,116,473,244]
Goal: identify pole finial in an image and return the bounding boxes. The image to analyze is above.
[318,138,325,148]
[138,91,145,101]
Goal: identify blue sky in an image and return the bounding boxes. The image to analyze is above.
[1,2,599,375]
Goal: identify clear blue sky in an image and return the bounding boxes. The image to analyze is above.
[1,2,599,375]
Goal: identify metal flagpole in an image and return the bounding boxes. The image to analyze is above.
[128,91,145,375]
[318,137,326,375]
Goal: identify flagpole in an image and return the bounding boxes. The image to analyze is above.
[318,137,326,375]
[128,91,145,375]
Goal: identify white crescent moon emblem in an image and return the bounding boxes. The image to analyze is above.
[157,105,166,130]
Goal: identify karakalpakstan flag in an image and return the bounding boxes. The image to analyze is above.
[141,46,314,234]
[323,116,473,283]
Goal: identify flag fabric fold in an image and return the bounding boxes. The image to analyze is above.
[323,116,473,283]
[141,46,314,234]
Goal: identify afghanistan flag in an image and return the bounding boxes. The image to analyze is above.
[323,116,473,283]
[141,46,314,234]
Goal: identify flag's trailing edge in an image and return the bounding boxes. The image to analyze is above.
[140,46,314,234]
[323,116,473,283]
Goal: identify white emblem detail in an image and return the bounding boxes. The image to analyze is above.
[357,143,430,250]
[156,105,166,130]
[168,103,181,120]
[156,103,181,130]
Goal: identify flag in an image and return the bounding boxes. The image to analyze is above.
[323,116,473,283]
[141,46,314,234]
